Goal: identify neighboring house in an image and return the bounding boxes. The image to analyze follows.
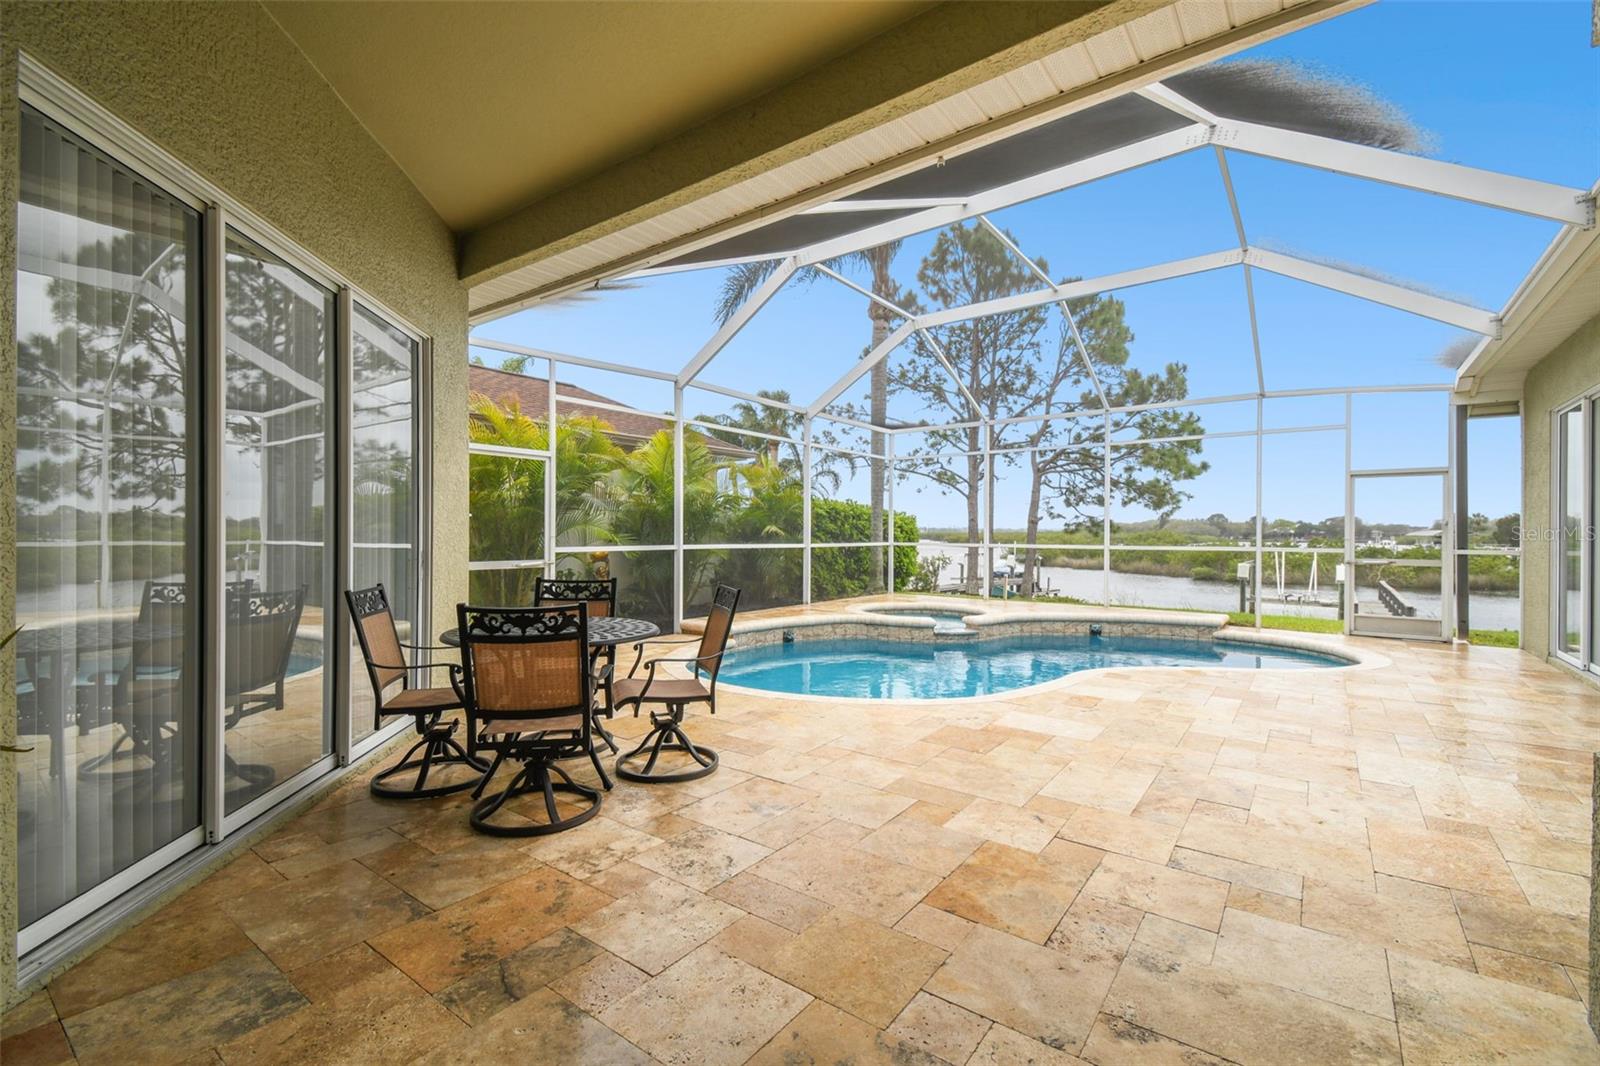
[468,364,756,461]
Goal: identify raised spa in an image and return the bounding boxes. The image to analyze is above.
[717,632,1350,700]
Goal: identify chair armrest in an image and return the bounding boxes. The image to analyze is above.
[625,634,701,678]
[398,641,456,652]
[628,649,726,700]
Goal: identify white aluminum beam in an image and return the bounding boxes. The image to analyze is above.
[1215,118,1594,227]
[470,336,679,381]
[1137,83,1222,127]
[679,256,798,386]
[804,198,968,213]
[808,320,917,415]
[813,263,916,319]
[1244,247,1499,335]
[976,215,1110,409]
[913,327,983,416]
[919,249,1245,328]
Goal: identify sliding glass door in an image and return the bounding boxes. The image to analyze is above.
[1556,405,1585,661]
[221,232,336,813]
[13,93,429,952]
[14,105,203,931]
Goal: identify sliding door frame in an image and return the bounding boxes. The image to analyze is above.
[1551,390,1595,674]
[16,56,432,958]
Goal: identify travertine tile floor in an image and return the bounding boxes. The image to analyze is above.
[7,610,1600,1065]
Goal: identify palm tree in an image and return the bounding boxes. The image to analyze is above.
[714,243,903,587]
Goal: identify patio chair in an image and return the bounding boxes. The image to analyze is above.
[454,602,612,836]
[534,576,619,751]
[612,584,739,783]
[347,583,486,798]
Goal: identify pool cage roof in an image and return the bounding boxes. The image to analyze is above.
[470,61,1596,432]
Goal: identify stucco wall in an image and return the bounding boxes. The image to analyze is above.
[0,1,468,1007]
[1521,313,1600,656]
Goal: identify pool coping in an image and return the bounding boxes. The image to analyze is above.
[708,598,1383,704]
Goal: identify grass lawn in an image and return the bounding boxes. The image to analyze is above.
[1225,612,1342,634]
[1466,629,1519,648]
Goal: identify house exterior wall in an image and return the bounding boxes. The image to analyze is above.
[0,0,468,1007]
[1520,312,1600,657]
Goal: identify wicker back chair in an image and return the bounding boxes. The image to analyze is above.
[454,603,612,835]
[612,584,740,783]
[534,576,620,751]
[347,584,485,798]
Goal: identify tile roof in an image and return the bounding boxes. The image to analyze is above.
[468,364,755,458]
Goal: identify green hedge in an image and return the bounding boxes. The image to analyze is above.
[810,498,919,599]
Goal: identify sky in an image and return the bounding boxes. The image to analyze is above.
[472,0,1599,532]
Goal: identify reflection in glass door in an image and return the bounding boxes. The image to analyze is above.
[1556,405,1585,661]
[14,105,203,932]
[349,304,420,744]
[222,231,335,813]
[1347,471,1450,641]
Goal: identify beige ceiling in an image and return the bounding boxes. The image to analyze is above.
[264,0,932,232]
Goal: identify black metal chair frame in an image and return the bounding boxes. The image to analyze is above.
[347,584,487,799]
[534,576,620,753]
[454,602,614,836]
[613,584,740,784]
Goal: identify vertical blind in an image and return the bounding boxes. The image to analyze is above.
[14,105,202,928]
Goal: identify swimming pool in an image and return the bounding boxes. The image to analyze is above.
[718,633,1349,700]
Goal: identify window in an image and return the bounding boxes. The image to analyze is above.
[14,105,203,930]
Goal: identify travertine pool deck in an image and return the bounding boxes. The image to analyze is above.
[5,597,1600,1064]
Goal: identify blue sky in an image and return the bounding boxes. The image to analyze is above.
[473,0,1598,531]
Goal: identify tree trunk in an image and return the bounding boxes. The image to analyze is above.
[1024,450,1044,595]
[868,306,890,592]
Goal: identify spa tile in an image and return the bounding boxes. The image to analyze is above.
[369,865,610,992]
[926,841,1085,943]
[747,1000,948,1066]
[1081,854,1229,932]
[1453,890,1589,969]
[944,798,1063,853]
[224,860,428,972]
[1059,807,1180,864]
[518,816,662,879]
[856,816,983,876]
[750,835,941,926]
[926,923,1119,1053]
[548,950,652,1016]
[599,946,812,1066]
[62,951,305,1066]
[767,910,946,1027]
[1211,908,1394,1019]
[888,991,993,1065]
[1388,950,1600,1065]
[709,870,831,932]
[49,899,254,1018]
[421,987,651,1065]
[633,824,771,891]
[572,875,743,974]
[1101,943,1402,1066]
[1300,874,1473,968]
[434,927,604,1025]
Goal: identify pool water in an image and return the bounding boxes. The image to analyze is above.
[719,633,1347,700]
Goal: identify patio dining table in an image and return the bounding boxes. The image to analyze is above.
[437,615,661,649]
